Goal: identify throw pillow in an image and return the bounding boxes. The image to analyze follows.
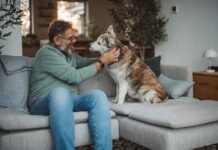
[0,55,33,110]
[144,55,161,77]
[158,74,194,99]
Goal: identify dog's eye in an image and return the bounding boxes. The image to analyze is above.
[98,42,101,45]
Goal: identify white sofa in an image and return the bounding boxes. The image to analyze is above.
[1,55,218,150]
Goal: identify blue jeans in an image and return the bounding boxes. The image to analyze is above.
[30,87,112,150]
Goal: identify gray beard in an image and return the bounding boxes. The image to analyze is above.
[59,46,72,55]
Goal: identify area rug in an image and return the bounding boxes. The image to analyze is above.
[76,138,218,150]
[76,138,148,150]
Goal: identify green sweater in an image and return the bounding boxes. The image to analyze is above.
[29,44,97,107]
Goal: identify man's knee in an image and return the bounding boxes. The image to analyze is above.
[89,90,108,107]
[48,87,72,106]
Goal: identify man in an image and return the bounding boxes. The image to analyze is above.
[29,20,120,150]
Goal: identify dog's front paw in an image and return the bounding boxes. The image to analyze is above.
[116,98,124,104]
[117,100,124,104]
[111,98,118,103]
[112,97,124,104]
[145,97,162,104]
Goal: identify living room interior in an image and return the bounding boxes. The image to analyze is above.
[1,0,218,150]
[1,0,218,71]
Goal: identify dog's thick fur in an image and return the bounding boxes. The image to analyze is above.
[89,25,167,104]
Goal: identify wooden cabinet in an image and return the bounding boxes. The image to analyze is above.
[193,72,218,100]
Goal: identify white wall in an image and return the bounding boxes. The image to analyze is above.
[1,26,22,56]
[0,0,22,56]
[156,0,218,71]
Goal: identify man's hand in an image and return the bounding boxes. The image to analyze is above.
[94,61,103,72]
[100,47,120,65]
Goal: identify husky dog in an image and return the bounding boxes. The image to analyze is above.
[89,25,167,104]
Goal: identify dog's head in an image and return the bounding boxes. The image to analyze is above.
[89,25,117,54]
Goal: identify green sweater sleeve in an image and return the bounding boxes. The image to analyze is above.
[39,50,97,84]
[73,54,97,68]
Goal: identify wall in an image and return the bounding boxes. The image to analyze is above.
[156,0,218,71]
[1,26,22,56]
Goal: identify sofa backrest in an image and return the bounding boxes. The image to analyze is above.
[161,64,193,97]
[79,68,116,97]
[0,55,192,111]
[79,65,193,98]
[0,55,33,110]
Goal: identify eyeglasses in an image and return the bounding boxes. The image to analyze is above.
[58,35,77,42]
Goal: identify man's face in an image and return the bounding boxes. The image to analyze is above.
[57,28,77,54]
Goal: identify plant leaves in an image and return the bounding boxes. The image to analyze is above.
[0,0,27,48]
[16,10,23,14]
[107,0,168,45]
[0,37,6,40]
[0,45,4,50]
[2,32,12,37]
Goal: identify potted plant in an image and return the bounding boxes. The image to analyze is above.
[108,0,168,59]
[0,0,25,54]
[85,19,101,40]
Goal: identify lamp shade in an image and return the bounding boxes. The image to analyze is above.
[202,49,218,58]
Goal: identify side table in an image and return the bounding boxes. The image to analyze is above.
[193,72,218,100]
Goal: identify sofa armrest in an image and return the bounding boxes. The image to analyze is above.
[160,64,193,97]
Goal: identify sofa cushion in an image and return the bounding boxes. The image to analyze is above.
[110,97,198,116]
[0,108,116,131]
[79,68,116,97]
[128,100,218,128]
[0,55,33,110]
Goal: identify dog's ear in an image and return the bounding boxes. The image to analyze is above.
[107,25,116,38]
[107,25,113,32]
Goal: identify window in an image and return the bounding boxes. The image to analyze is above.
[21,0,30,36]
[57,1,86,35]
